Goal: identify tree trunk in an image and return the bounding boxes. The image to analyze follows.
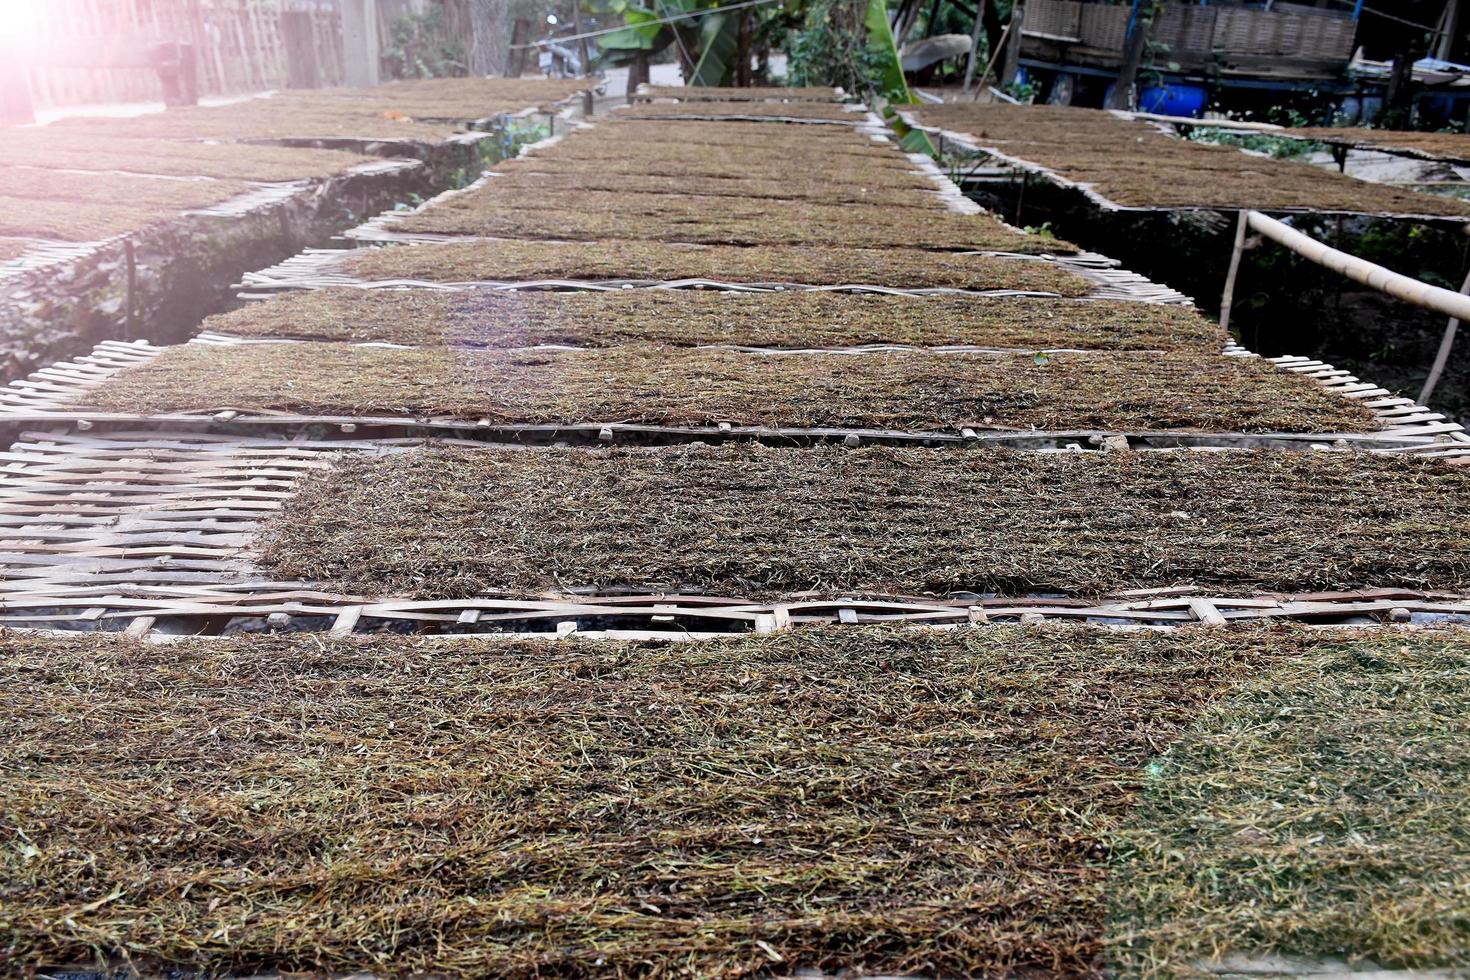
[1000,2,1024,87]
[1384,49,1418,127]
[1106,1,1152,110]
[963,0,987,91]
[468,0,510,76]
[735,10,752,86]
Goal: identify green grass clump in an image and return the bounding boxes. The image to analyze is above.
[1109,634,1470,974]
[0,625,1289,978]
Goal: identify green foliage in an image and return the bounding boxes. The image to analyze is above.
[381,8,466,80]
[1004,77,1038,103]
[786,0,889,96]
[1186,108,1324,160]
[1191,129,1324,160]
[593,2,671,66]
[690,10,740,85]
[476,118,551,167]
[859,0,913,102]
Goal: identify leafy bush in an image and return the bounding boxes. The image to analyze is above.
[382,8,466,80]
[786,0,887,96]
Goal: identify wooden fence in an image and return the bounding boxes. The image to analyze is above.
[18,0,349,110]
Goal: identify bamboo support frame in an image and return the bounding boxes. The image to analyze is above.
[1244,211,1470,323]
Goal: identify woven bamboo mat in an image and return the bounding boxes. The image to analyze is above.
[2,430,1468,637]
[900,111,1470,224]
[1,332,1461,452]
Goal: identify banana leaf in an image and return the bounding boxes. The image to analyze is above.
[595,5,671,66]
[861,0,915,104]
[690,10,739,86]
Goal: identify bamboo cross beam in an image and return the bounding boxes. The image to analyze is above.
[1244,210,1470,323]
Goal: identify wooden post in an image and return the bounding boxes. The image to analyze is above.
[1218,210,1248,334]
[1000,1,1024,87]
[627,52,649,102]
[282,9,321,88]
[342,0,381,87]
[969,14,1011,100]
[507,18,531,76]
[963,0,987,92]
[1418,263,1470,405]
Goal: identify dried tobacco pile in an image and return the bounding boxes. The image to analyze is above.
[1281,127,1470,165]
[259,446,1464,599]
[587,119,880,148]
[917,104,1470,217]
[0,624,1301,978]
[52,102,465,143]
[345,238,1095,293]
[0,196,175,241]
[620,99,860,121]
[478,171,943,209]
[0,132,373,181]
[0,168,251,209]
[497,151,914,183]
[1109,633,1470,974]
[639,84,844,100]
[48,78,588,143]
[208,287,1226,351]
[390,188,1066,254]
[85,343,1369,433]
[517,135,917,169]
[279,76,590,118]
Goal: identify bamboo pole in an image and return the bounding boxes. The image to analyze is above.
[1246,210,1470,324]
[968,16,1011,101]
[1418,264,1470,405]
[1218,210,1248,334]
[1130,111,1283,132]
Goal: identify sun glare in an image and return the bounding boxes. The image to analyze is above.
[0,0,40,52]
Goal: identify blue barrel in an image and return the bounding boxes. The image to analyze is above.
[1138,81,1207,118]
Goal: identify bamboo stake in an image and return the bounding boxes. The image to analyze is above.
[1218,209,1248,334]
[969,17,1012,101]
[1418,264,1470,405]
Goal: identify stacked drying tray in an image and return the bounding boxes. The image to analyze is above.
[0,76,593,377]
[0,86,1467,980]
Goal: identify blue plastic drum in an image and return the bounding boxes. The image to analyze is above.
[1138,81,1207,118]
